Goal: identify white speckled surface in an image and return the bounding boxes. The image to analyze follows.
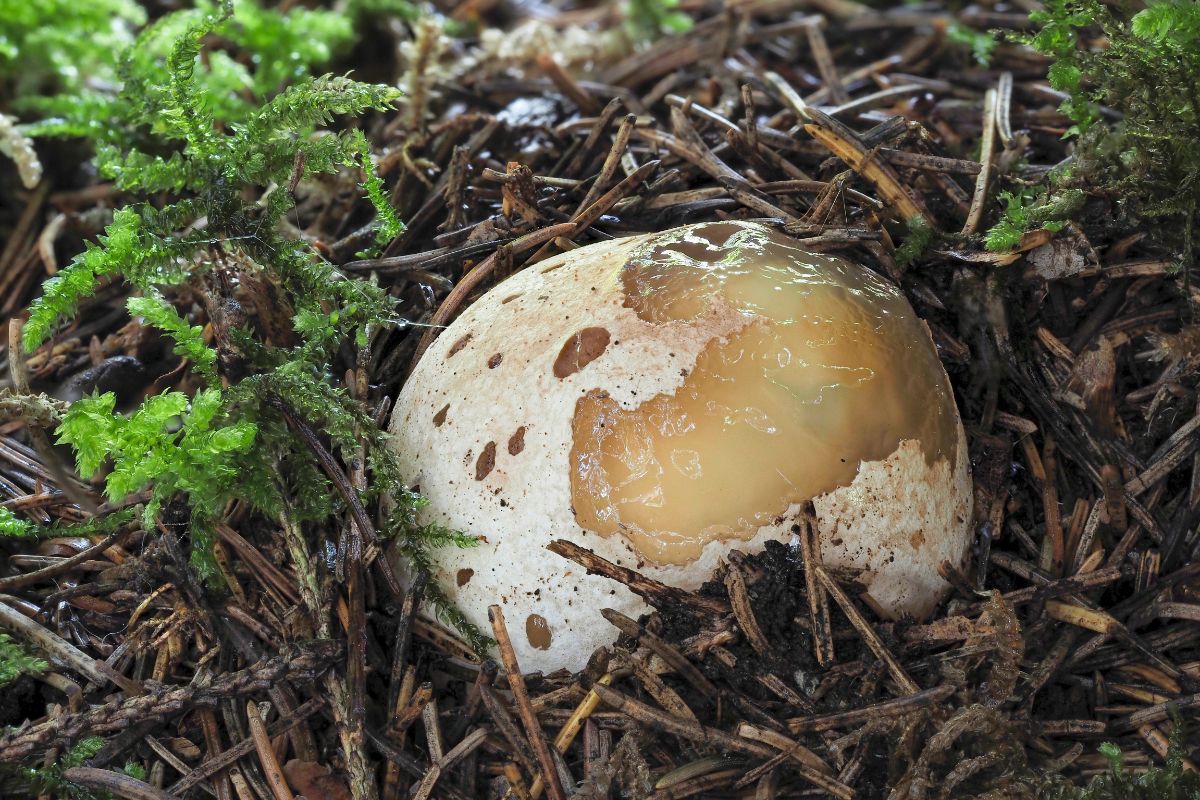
[814,427,972,620]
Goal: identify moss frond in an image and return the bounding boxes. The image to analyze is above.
[0,507,36,539]
[126,292,219,383]
[24,209,148,350]
[625,0,693,41]
[1020,0,1200,257]
[1039,729,1200,799]
[0,633,47,687]
[352,129,406,247]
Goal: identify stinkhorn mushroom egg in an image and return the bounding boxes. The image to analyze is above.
[389,221,972,672]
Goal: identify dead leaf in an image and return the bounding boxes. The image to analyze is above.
[1024,223,1099,280]
[283,760,351,800]
[1067,336,1119,437]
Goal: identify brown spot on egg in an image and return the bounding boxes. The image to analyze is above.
[433,404,449,427]
[508,426,527,455]
[447,332,473,358]
[475,441,497,481]
[525,613,552,650]
[553,327,611,379]
[488,353,503,369]
[457,568,474,587]
[910,530,926,550]
[502,294,522,304]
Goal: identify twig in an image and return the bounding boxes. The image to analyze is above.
[489,606,568,800]
[787,684,955,733]
[546,540,729,616]
[601,608,721,702]
[1040,436,1065,575]
[592,684,774,758]
[828,85,925,118]
[0,526,125,591]
[410,727,490,800]
[735,725,852,799]
[797,515,833,667]
[537,53,601,114]
[723,562,771,657]
[364,729,475,800]
[530,672,615,800]
[962,87,998,236]
[0,642,338,763]
[563,98,625,176]
[246,701,295,800]
[802,18,849,105]
[478,683,539,776]
[996,72,1014,147]
[763,72,928,224]
[574,114,637,214]
[7,318,99,514]
[0,181,48,280]
[408,222,576,372]
[815,566,919,695]
[527,158,661,264]
[623,653,700,724]
[1112,692,1200,733]
[62,768,181,800]
[0,599,138,693]
[195,707,234,800]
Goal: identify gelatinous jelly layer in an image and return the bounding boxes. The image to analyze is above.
[570,222,958,566]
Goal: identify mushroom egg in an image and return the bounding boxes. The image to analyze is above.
[389,221,972,672]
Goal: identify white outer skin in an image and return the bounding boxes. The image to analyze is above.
[814,429,972,621]
[389,227,973,674]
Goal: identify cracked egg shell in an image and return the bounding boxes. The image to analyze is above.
[388,220,972,673]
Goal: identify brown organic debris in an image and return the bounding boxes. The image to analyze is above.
[2,1,1197,797]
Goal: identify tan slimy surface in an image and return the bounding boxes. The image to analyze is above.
[572,223,958,566]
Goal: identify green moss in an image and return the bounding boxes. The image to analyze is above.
[1019,0,1200,259]
[56,388,257,532]
[126,292,218,383]
[353,128,406,253]
[9,736,147,800]
[984,188,1082,252]
[1040,737,1200,799]
[626,0,693,41]
[947,21,998,66]
[895,215,938,267]
[0,633,47,687]
[0,507,35,539]
[0,0,144,102]
[13,0,358,144]
[8,1,486,645]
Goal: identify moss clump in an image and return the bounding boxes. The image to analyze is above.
[1009,0,1200,264]
[946,21,998,67]
[626,0,693,41]
[4,0,486,649]
[0,634,46,687]
[0,0,145,103]
[1040,738,1200,799]
[985,187,1084,252]
[895,214,939,266]
[11,736,145,800]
